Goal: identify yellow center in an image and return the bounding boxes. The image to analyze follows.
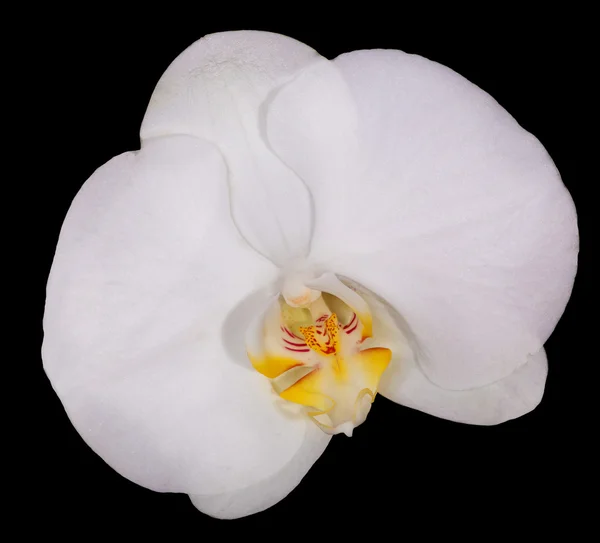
[246,276,392,436]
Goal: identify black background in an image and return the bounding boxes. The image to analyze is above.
[33,8,589,536]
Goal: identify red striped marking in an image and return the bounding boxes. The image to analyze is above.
[283,338,307,347]
[344,314,357,329]
[281,326,302,340]
[346,320,359,335]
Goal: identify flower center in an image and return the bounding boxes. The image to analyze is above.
[246,273,392,436]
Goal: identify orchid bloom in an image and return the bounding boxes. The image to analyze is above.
[43,31,578,519]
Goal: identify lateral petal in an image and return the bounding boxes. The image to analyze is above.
[266,48,577,390]
[43,136,330,506]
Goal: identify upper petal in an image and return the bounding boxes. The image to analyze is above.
[265,49,578,390]
[42,136,330,509]
[141,31,324,266]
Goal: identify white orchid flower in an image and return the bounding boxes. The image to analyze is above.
[43,30,578,519]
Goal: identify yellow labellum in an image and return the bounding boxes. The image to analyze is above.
[247,280,392,436]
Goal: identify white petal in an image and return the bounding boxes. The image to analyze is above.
[189,421,327,519]
[265,57,360,189]
[383,347,548,425]
[362,287,547,425]
[141,31,323,266]
[42,136,330,507]
[267,49,577,390]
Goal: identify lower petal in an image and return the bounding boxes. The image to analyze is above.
[61,340,330,495]
[362,285,548,424]
[381,346,548,425]
[189,421,328,519]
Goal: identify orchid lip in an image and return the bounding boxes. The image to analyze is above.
[247,272,391,436]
